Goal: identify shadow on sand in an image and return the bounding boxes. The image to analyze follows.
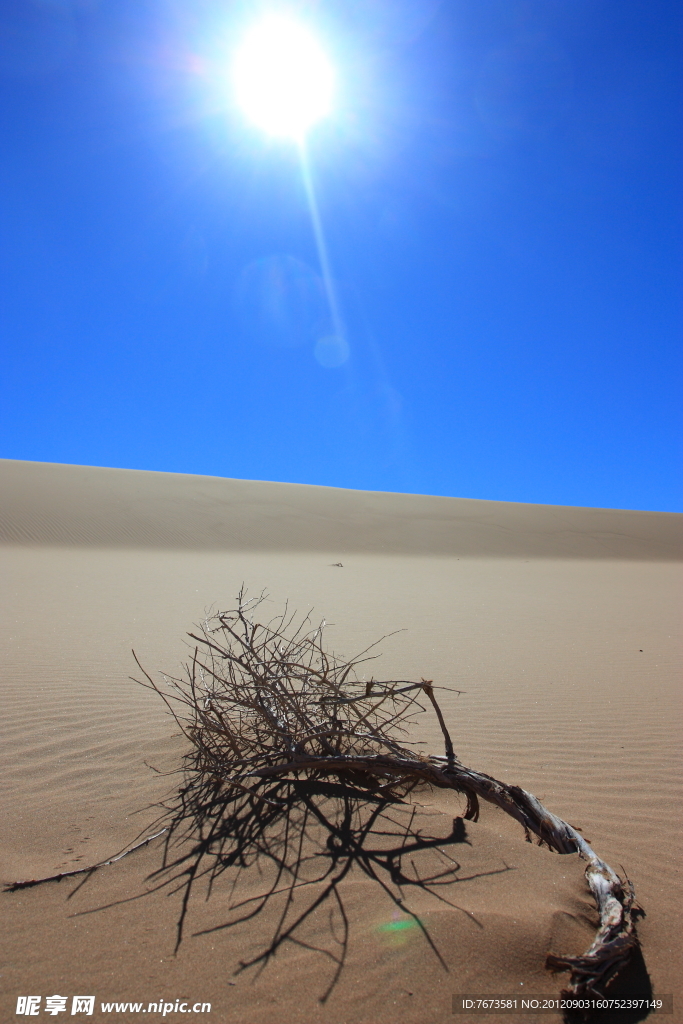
[142,778,510,1002]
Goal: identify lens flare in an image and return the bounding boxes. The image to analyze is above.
[233,16,334,138]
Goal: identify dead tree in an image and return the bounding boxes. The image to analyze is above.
[136,591,640,997]
[7,590,640,998]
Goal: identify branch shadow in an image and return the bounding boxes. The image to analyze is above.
[147,777,510,1003]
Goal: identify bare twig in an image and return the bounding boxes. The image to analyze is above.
[4,829,168,892]
[6,589,640,999]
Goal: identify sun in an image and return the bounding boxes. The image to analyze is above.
[233,16,334,139]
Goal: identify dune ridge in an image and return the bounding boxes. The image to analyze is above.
[1,458,680,559]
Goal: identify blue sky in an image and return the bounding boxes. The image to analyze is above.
[0,0,681,511]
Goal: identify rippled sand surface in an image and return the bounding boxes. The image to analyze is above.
[1,460,681,1022]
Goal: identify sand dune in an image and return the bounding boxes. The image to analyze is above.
[1,460,681,1022]
[1,459,680,559]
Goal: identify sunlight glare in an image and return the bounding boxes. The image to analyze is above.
[233,17,334,139]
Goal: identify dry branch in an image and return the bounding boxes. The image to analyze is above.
[136,590,640,997]
[6,589,640,999]
[4,830,168,892]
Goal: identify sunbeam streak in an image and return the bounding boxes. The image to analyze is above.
[233,15,347,366]
[298,139,349,366]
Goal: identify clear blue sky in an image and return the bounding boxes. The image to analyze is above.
[1,0,681,511]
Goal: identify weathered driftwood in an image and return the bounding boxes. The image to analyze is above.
[226,749,638,994]
[143,591,641,996]
[5,590,640,997]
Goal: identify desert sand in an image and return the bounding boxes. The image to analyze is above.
[1,458,681,1023]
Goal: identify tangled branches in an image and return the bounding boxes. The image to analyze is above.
[128,590,641,1001]
[6,589,641,1005]
[140,590,442,805]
